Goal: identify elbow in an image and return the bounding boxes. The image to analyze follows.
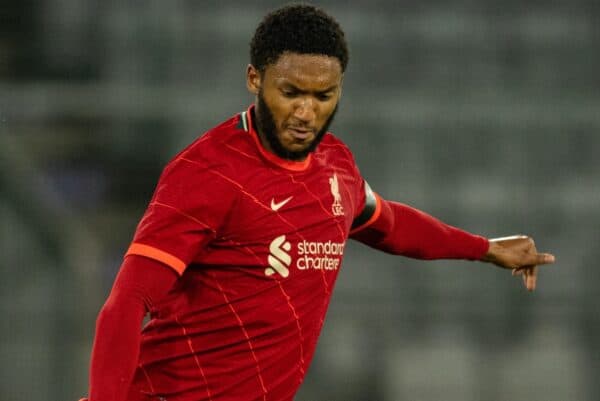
[95,298,119,331]
[94,291,146,332]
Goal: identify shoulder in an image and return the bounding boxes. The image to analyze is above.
[177,113,246,162]
[163,112,248,174]
[152,113,254,196]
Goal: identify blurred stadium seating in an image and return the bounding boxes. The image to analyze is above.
[1,2,598,400]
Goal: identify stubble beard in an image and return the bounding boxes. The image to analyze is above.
[255,90,338,161]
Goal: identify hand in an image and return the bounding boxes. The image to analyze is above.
[482,235,555,291]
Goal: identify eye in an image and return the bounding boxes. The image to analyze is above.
[281,88,298,98]
[316,93,333,101]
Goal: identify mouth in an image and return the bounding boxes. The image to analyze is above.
[286,127,315,141]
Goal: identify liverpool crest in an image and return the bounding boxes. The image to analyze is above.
[329,174,345,216]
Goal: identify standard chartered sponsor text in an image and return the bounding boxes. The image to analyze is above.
[296,240,345,271]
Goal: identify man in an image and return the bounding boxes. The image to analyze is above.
[81,4,555,401]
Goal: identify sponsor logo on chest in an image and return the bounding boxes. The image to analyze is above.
[262,173,347,278]
[265,235,346,278]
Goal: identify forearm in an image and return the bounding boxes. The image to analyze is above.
[89,292,145,401]
[351,199,489,260]
[88,255,179,401]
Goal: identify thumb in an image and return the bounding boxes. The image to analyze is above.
[535,253,555,265]
[515,253,555,271]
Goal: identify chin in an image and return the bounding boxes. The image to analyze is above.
[287,141,313,152]
[288,146,310,154]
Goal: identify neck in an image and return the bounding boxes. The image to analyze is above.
[252,105,286,159]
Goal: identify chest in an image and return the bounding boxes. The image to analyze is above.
[221,164,358,244]
[191,162,360,280]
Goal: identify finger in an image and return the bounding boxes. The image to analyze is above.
[526,266,538,291]
[535,253,555,265]
[514,252,554,269]
[514,264,533,273]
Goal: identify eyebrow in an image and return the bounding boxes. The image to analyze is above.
[280,82,338,94]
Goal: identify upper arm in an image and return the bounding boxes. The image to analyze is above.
[126,156,237,276]
[350,180,384,235]
[107,254,180,312]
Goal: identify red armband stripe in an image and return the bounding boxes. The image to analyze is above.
[125,243,186,275]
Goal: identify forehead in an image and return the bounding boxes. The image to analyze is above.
[263,52,343,89]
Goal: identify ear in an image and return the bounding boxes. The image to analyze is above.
[246,64,261,95]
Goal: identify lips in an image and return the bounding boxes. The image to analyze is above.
[287,127,314,140]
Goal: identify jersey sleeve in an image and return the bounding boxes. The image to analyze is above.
[337,142,383,234]
[126,156,236,275]
[350,180,382,234]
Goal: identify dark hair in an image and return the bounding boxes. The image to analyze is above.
[250,4,349,72]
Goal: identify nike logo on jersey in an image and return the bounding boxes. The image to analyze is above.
[270,196,293,211]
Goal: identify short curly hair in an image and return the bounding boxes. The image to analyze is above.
[250,4,349,73]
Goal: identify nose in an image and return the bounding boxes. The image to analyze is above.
[293,97,316,122]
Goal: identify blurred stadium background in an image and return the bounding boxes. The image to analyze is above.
[1,1,599,400]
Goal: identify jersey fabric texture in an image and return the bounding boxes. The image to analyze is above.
[124,106,372,401]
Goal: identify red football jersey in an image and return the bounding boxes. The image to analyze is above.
[124,106,374,401]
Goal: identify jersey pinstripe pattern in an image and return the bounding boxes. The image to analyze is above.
[124,105,376,401]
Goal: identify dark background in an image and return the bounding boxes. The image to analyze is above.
[1,1,599,400]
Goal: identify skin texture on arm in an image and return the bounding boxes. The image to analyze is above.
[87,255,179,401]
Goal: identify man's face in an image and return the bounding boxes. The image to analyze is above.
[247,53,343,160]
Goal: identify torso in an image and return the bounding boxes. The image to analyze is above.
[129,109,364,401]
